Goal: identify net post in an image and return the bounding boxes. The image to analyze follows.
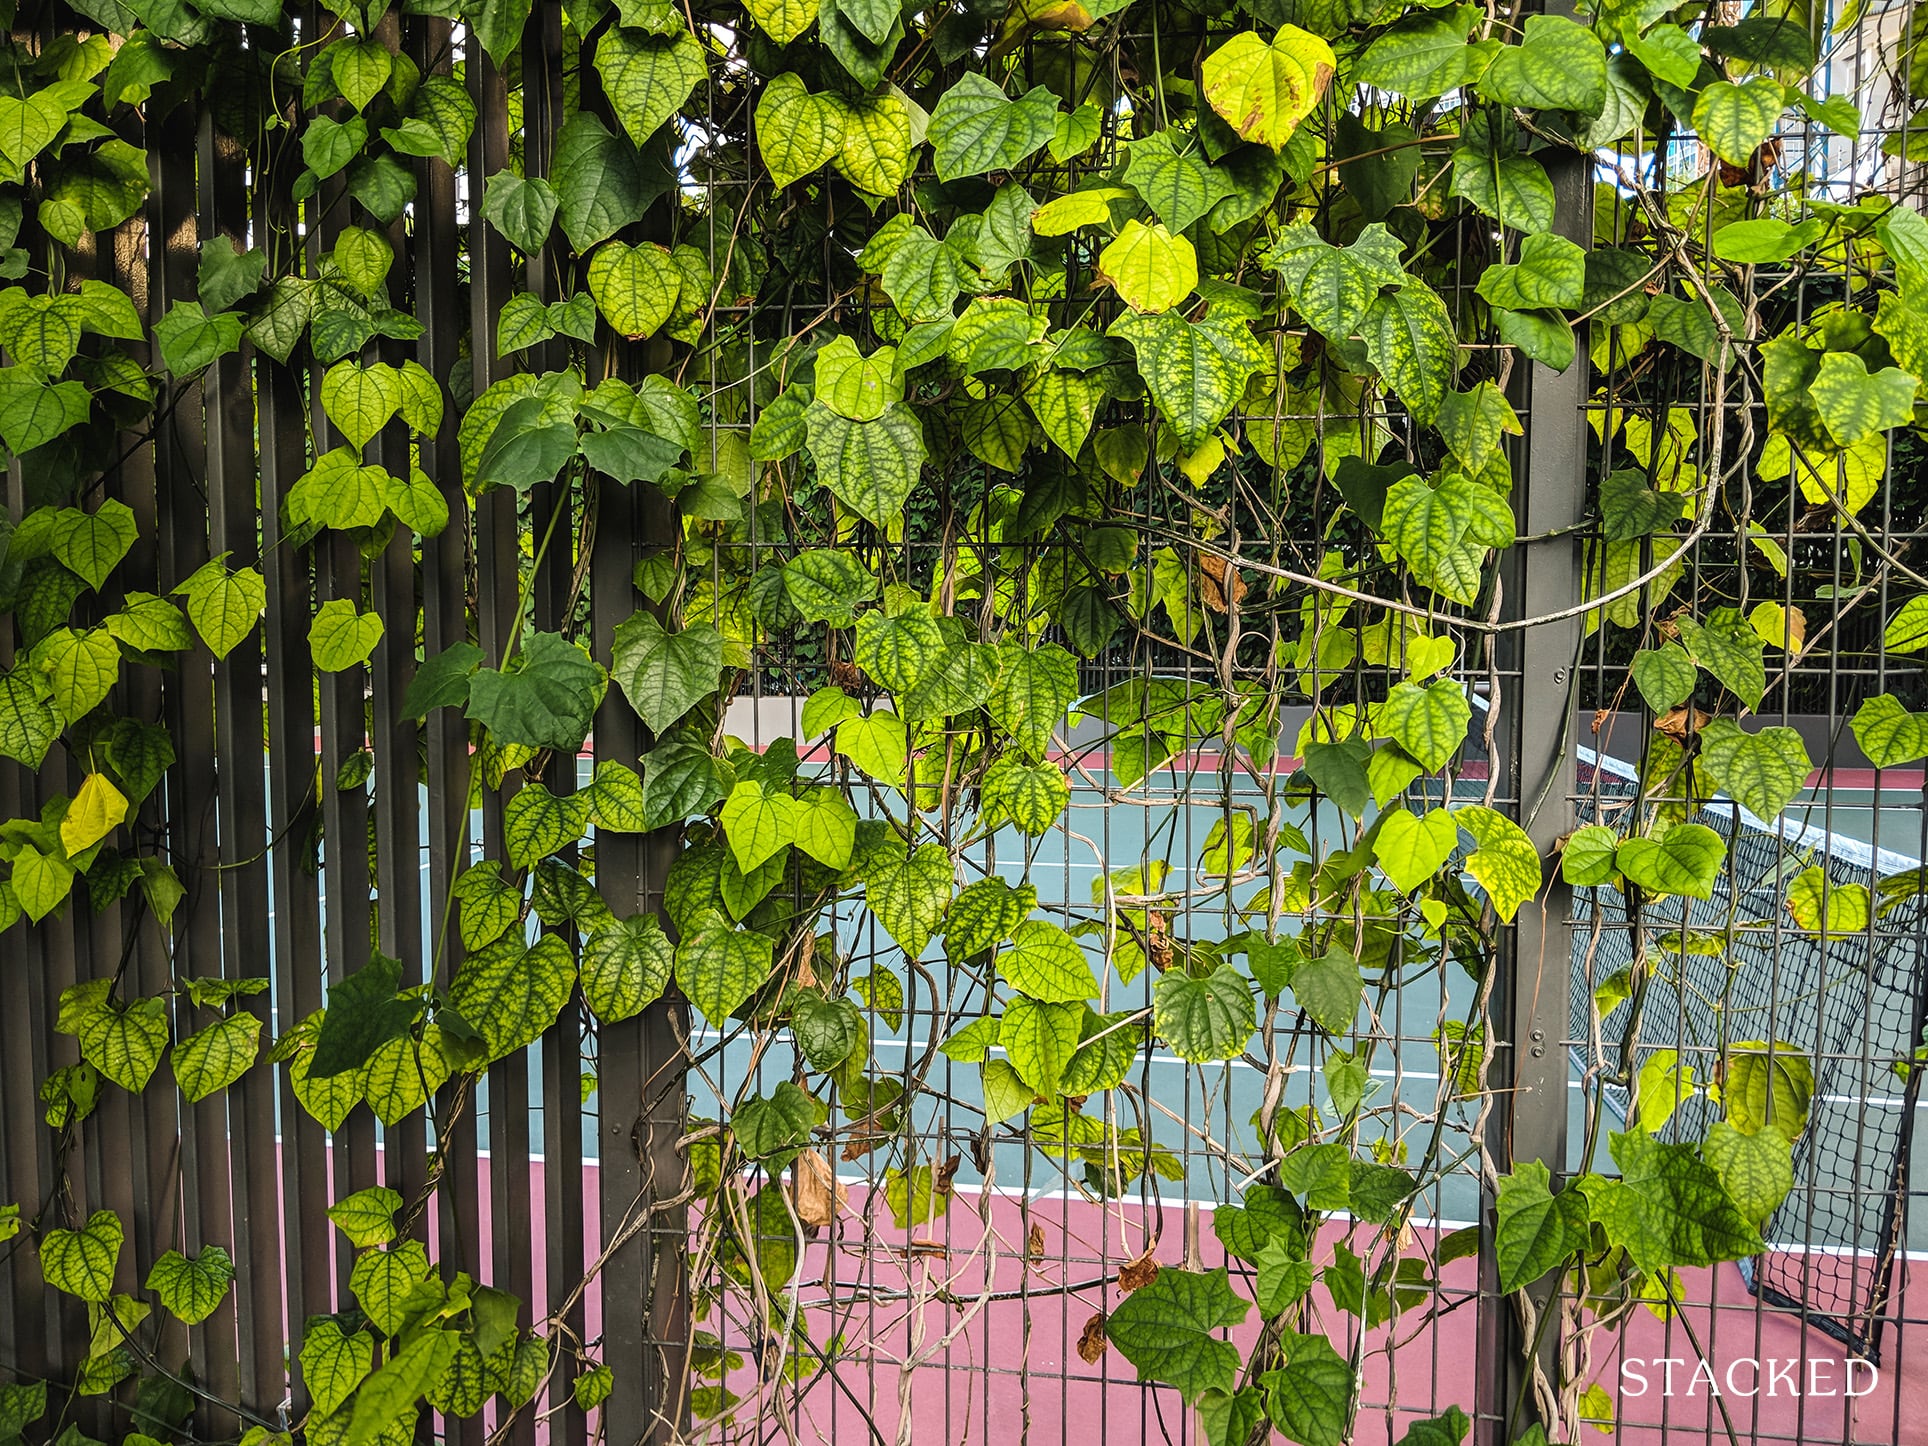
[1475,97,1592,1446]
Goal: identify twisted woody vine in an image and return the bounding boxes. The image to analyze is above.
[0,0,1918,1439]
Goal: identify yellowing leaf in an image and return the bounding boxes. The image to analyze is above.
[757,73,844,189]
[746,0,818,44]
[1765,432,1885,514]
[1097,219,1198,313]
[1786,867,1871,940]
[833,87,915,196]
[1458,804,1542,922]
[813,335,902,420]
[1748,600,1805,654]
[1693,78,1785,168]
[587,240,684,340]
[61,773,128,856]
[1024,368,1103,457]
[1200,26,1335,150]
[1177,435,1225,487]
[1030,186,1128,236]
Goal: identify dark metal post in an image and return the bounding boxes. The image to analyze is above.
[1475,133,1591,1446]
[571,23,692,1441]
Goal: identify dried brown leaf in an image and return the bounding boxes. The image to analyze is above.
[1198,552,1246,613]
[791,1149,846,1228]
[1117,1253,1158,1292]
[1076,1313,1107,1363]
[1147,911,1173,972]
[1654,705,1709,742]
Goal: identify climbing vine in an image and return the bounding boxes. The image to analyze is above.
[0,0,1922,1441]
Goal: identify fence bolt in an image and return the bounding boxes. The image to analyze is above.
[1552,667,1568,686]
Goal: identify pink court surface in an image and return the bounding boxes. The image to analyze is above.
[382,1155,1928,1444]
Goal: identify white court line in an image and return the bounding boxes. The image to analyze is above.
[693,1030,1928,1111]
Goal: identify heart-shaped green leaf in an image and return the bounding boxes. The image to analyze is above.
[309,598,385,672]
[1693,78,1785,168]
[1615,823,1724,899]
[587,240,684,340]
[757,73,845,189]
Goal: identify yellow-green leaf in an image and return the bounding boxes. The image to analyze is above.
[33,627,121,721]
[598,27,706,147]
[745,0,817,43]
[581,914,674,1023]
[331,38,393,112]
[1810,352,1917,447]
[1024,368,1103,458]
[173,558,266,660]
[172,1013,261,1103]
[145,1245,235,1325]
[1851,693,1928,767]
[1693,78,1785,168]
[1364,284,1459,426]
[959,393,1040,472]
[1109,310,1267,451]
[835,709,908,784]
[832,87,914,196]
[60,773,128,856]
[1097,219,1198,314]
[791,788,858,869]
[720,779,798,873]
[309,599,385,672]
[326,1186,404,1248]
[1200,26,1336,150]
[320,361,404,451]
[1458,804,1542,922]
[927,74,1057,181]
[446,935,577,1062]
[757,73,844,189]
[40,1210,122,1303]
[1372,806,1458,894]
[587,240,684,340]
[674,922,775,1025]
[803,401,925,524]
[813,335,902,420]
[50,500,138,591]
[301,1319,373,1418]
